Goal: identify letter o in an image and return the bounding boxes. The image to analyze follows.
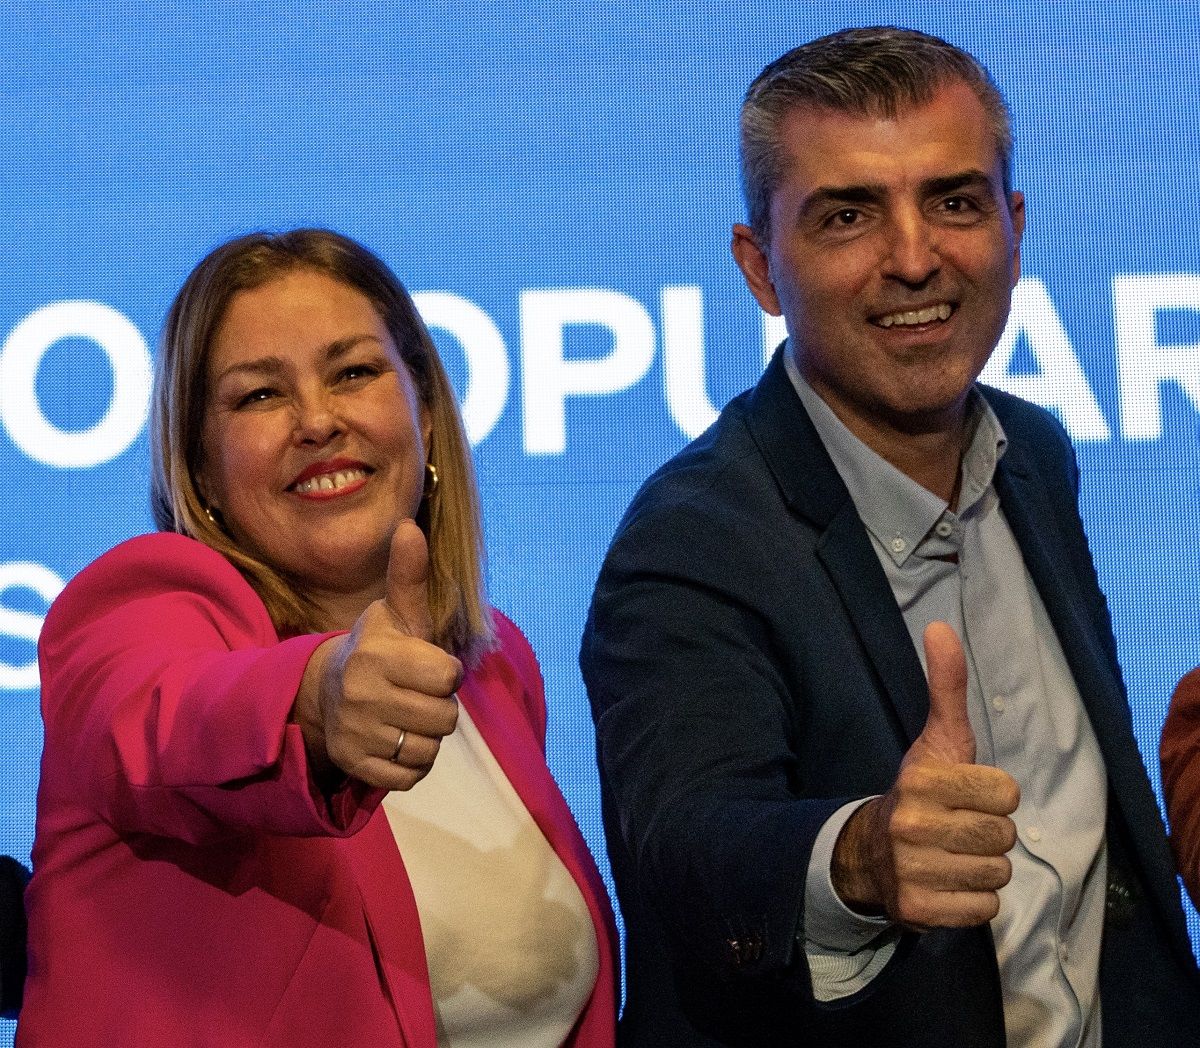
[0,301,152,468]
[0,561,64,691]
[414,291,510,446]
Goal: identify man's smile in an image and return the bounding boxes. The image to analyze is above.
[872,302,955,328]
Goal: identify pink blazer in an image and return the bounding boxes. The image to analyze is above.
[19,532,618,1047]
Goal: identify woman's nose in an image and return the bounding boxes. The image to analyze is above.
[292,391,342,445]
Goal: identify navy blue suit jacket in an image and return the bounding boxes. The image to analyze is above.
[581,348,1200,1046]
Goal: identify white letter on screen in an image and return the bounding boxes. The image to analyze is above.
[414,291,509,446]
[661,286,719,438]
[0,561,64,691]
[0,301,152,468]
[981,278,1112,442]
[1114,274,1200,441]
[762,313,788,368]
[520,289,654,455]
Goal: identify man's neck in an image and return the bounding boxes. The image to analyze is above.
[864,424,966,506]
[821,401,968,506]
[784,351,974,505]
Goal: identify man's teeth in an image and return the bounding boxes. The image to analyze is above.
[877,303,952,328]
[294,469,367,494]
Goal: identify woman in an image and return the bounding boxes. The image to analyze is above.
[19,230,617,1047]
[1162,669,1200,907]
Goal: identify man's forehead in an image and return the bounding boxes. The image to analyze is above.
[772,81,1003,189]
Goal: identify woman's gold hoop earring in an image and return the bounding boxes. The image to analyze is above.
[423,462,439,499]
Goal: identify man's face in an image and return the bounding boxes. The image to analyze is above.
[732,79,1024,445]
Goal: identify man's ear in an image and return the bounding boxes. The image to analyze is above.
[731,224,783,316]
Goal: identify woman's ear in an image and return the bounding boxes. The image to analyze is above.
[420,402,433,456]
[194,469,212,508]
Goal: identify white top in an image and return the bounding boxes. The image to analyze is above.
[382,704,599,1048]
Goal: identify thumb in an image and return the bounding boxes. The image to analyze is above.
[384,519,434,642]
[918,621,975,764]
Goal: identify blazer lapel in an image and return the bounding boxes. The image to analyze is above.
[994,439,1191,958]
[745,346,932,747]
[815,505,934,746]
[343,812,439,1047]
[991,455,1133,751]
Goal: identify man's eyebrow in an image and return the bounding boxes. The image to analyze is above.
[798,183,887,220]
[921,170,998,196]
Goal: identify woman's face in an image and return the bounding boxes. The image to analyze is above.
[199,269,431,615]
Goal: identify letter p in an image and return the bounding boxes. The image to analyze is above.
[520,289,654,455]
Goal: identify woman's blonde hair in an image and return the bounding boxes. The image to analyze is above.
[150,228,495,664]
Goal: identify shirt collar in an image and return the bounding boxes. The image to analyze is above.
[783,344,1007,566]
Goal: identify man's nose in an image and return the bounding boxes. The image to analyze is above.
[292,391,342,445]
[883,212,941,286]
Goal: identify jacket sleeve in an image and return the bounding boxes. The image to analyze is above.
[1161,668,1200,906]
[581,501,846,988]
[37,532,383,844]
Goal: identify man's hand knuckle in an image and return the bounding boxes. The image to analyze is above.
[900,894,933,927]
[997,778,1020,811]
[888,807,924,842]
[995,855,1013,887]
[981,892,1001,922]
[896,762,926,793]
[998,816,1017,851]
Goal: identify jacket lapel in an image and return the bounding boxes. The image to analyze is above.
[744,346,931,747]
[993,439,1191,958]
[343,812,439,1047]
[990,451,1134,754]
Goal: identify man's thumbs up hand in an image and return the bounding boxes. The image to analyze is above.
[831,622,1020,930]
[913,620,976,765]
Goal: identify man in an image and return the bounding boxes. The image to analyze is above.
[581,27,1200,1047]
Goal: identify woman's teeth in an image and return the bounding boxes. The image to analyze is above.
[293,468,367,494]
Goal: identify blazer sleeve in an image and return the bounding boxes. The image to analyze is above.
[1161,668,1200,906]
[37,532,383,844]
[582,498,845,987]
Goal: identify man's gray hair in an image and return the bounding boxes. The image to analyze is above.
[740,26,1014,242]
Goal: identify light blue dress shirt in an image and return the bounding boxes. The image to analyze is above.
[785,353,1108,1048]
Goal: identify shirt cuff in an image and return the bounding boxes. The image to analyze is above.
[803,797,893,951]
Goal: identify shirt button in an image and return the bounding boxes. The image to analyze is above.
[1058,943,1070,963]
[1026,826,1042,843]
[935,521,954,538]
[890,537,906,554]
[992,696,1006,713]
